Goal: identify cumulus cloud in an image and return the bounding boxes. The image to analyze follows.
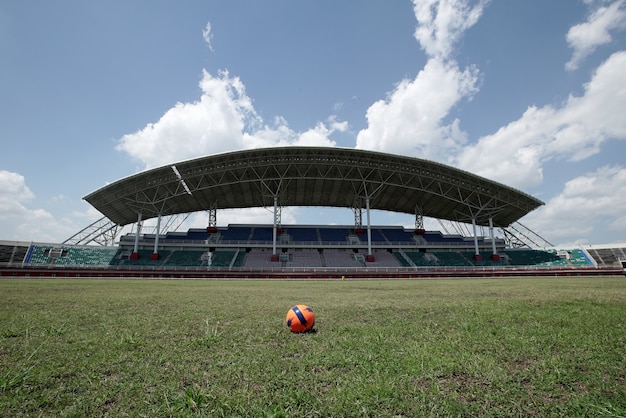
[355,58,478,161]
[356,0,484,161]
[116,69,340,169]
[565,0,626,71]
[0,170,68,241]
[110,2,625,246]
[0,170,36,217]
[524,165,626,245]
[412,0,489,59]
[0,170,35,214]
[117,70,259,167]
[119,2,488,171]
[455,51,626,188]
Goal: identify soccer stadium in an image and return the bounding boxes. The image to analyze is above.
[2,147,626,417]
[1,147,624,279]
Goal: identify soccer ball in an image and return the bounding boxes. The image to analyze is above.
[286,304,315,333]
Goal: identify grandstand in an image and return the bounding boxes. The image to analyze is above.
[2,224,624,278]
[1,147,624,278]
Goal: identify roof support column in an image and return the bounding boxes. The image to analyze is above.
[206,203,217,234]
[151,213,161,261]
[271,195,279,262]
[130,213,142,260]
[414,206,425,235]
[365,197,375,262]
[471,217,482,262]
[489,217,501,261]
[353,206,363,232]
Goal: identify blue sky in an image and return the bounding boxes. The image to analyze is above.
[1,0,625,246]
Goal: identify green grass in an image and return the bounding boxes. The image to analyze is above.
[1,277,625,417]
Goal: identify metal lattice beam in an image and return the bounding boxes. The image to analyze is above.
[63,217,120,246]
[84,147,544,228]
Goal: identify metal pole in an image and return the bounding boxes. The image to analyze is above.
[133,213,142,254]
[153,213,161,256]
[471,217,480,257]
[272,196,278,257]
[366,197,372,257]
[489,217,497,256]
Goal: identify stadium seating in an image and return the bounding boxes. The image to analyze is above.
[6,226,622,273]
[156,249,238,267]
[567,249,593,266]
[164,250,206,267]
[422,232,466,244]
[322,250,364,267]
[220,226,252,241]
[243,249,278,268]
[284,250,323,267]
[205,250,241,268]
[318,228,351,243]
[250,227,273,241]
[399,251,439,267]
[392,250,413,267]
[58,246,119,265]
[363,250,401,267]
[379,228,416,243]
[586,247,626,267]
[24,245,53,265]
[285,227,320,243]
[0,244,29,264]
[24,245,118,266]
[116,249,169,266]
[501,249,568,267]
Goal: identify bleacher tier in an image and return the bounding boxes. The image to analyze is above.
[25,245,119,266]
[6,225,614,272]
[220,226,252,241]
[322,250,364,267]
[284,227,320,243]
[318,228,351,243]
[250,227,273,241]
[383,228,416,243]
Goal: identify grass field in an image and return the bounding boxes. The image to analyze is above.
[1,277,625,417]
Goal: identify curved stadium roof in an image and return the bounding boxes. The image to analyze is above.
[84,147,543,228]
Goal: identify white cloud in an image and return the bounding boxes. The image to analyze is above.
[355,57,478,162]
[116,70,253,168]
[202,21,214,51]
[0,170,75,242]
[455,51,626,189]
[0,170,36,218]
[524,165,626,245]
[412,0,489,59]
[109,2,625,248]
[296,120,345,147]
[565,0,626,70]
[356,1,485,161]
[116,70,340,169]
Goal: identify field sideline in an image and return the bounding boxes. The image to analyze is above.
[1,277,625,416]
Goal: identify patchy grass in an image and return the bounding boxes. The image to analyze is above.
[0,277,625,416]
